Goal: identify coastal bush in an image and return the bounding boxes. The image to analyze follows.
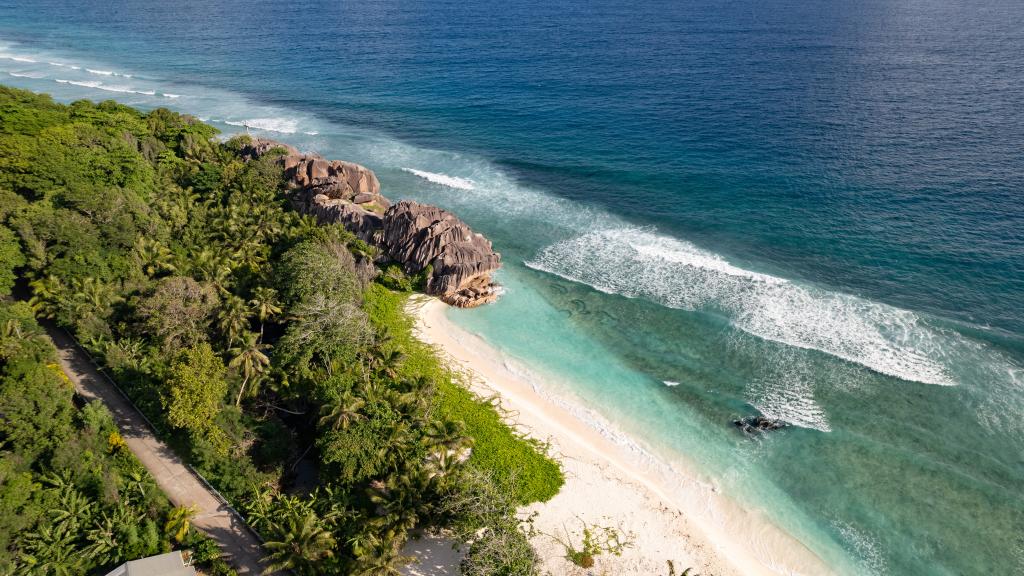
[363,286,564,503]
[440,469,541,576]
[539,518,635,570]
[0,301,181,574]
[0,225,24,296]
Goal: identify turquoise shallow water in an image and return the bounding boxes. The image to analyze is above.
[2,1,1024,573]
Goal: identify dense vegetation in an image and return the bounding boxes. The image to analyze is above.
[0,85,562,575]
[0,301,228,574]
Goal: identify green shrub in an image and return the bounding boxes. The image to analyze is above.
[363,285,563,504]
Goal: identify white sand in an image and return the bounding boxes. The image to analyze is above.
[404,297,833,576]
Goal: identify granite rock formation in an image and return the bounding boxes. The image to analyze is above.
[241,137,501,307]
[380,201,501,307]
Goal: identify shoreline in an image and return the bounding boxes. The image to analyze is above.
[409,296,833,576]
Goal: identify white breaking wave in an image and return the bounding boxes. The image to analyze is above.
[48,61,81,70]
[527,227,961,386]
[56,78,101,88]
[55,79,155,96]
[832,520,889,576]
[224,117,299,134]
[85,67,132,78]
[162,93,181,99]
[746,349,833,432]
[1,54,36,63]
[403,167,476,190]
[8,71,44,79]
[663,380,681,387]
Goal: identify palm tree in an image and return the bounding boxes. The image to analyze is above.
[261,511,336,575]
[28,275,66,319]
[234,239,268,274]
[165,505,197,544]
[194,248,236,294]
[218,294,251,345]
[229,331,270,406]
[424,420,470,453]
[249,286,282,340]
[369,349,405,381]
[134,236,177,277]
[353,546,406,576]
[318,392,366,431]
[71,276,123,319]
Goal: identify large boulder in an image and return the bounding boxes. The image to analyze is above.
[284,155,382,201]
[380,201,501,307]
[241,137,384,203]
[236,137,299,160]
[304,194,383,243]
[238,138,501,307]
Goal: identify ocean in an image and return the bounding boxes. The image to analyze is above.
[2,0,1023,573]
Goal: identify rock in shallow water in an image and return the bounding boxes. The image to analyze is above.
[733,415,789,435]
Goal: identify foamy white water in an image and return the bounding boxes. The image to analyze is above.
[224,117,299,134]
[402,167,476,190]
[526,227,965,386]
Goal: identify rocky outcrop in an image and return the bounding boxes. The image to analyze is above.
[240,137,501,307]
[380,201,501,307]
[237,137,299,160]
[303,195,383,243]
[733,416,789,435]
[281,154,384,203]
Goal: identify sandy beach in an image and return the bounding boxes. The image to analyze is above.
[404,297,833,576]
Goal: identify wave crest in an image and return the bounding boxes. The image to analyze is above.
[403,167,476,190]
[224,117,299,134]
[527,227,958,386]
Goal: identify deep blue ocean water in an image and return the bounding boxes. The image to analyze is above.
[2,1,1023,574]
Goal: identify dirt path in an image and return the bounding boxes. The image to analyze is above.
[44,325,270,575]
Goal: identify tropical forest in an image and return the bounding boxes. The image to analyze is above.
[0,85,563,576]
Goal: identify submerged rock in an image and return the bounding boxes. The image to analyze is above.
[240,137,501,307]
[733,415,789,435]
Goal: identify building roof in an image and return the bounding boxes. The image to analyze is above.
[104,551,197,576]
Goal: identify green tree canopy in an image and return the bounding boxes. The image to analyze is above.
[164,342,229,451]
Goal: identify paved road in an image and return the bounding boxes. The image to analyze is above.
[45,325,269,575]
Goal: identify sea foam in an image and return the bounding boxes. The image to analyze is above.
[527,227,960,386]
[403,168,476,190]
[224,118,299,134]
[0,54,36,63]
[55,78,155,96]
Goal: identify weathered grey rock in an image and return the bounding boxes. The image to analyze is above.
[380,201,501,307]
[286,156,381,200]
[239,138,501,307]
[241,137,382,201]
[237,137,299,161]
[303,195,383,243]
[733,416,789,435]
